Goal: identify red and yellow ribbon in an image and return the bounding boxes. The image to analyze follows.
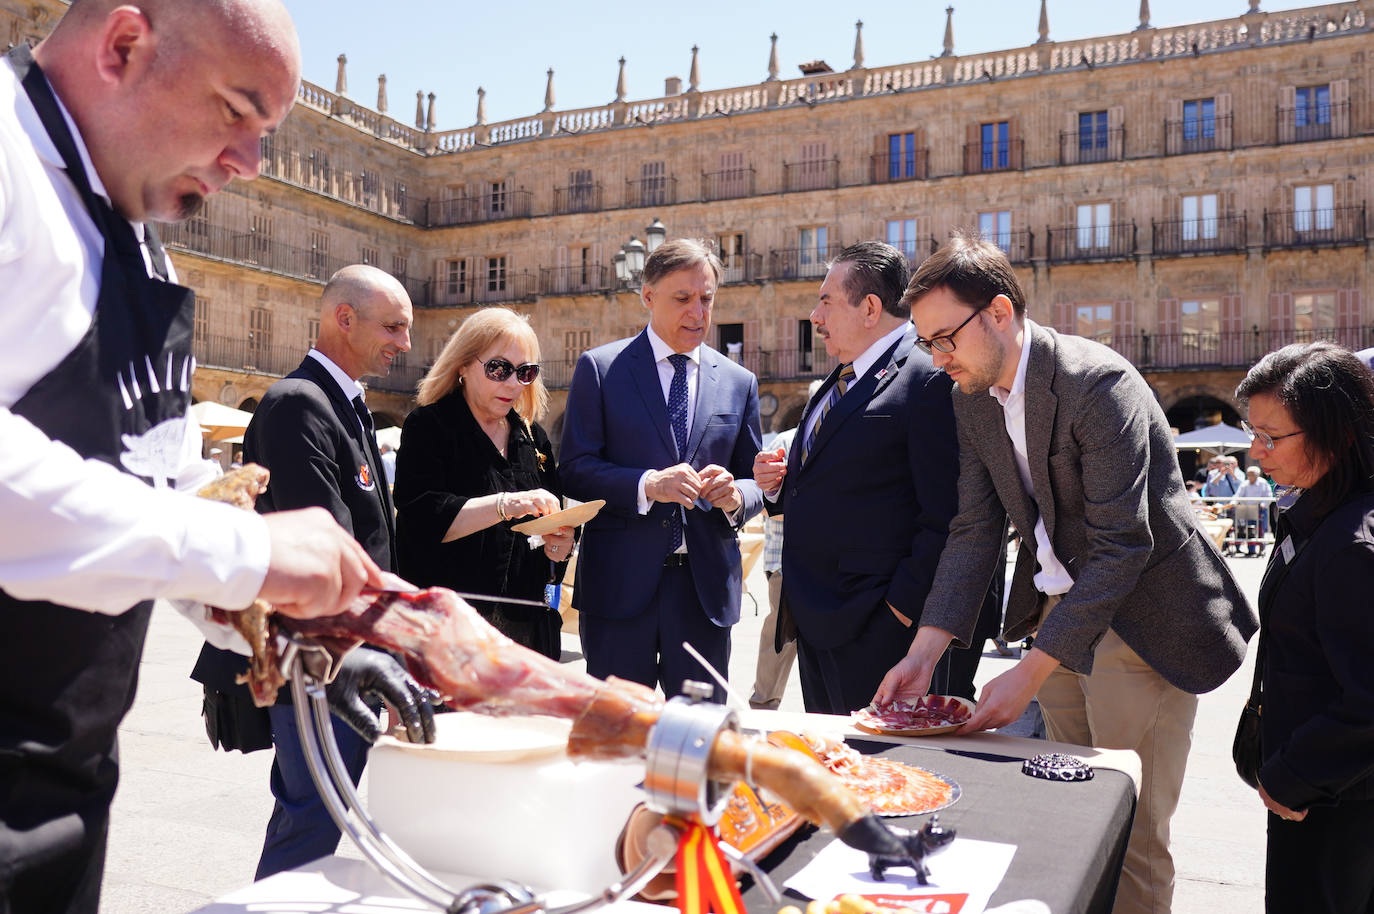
[672,818,746,914]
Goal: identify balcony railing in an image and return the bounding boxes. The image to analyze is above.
[783,159,839,193]
[1164,115,1233,155]
[1046,222,1137,263]
[701,168,756,201]
[869,150,930,184]
[1121,326,1372,371]
[194,332,303,378]
[539,265,614,296]
[719,252,764,285]
[428,272,538,307]
[1059,127,1125,165]
[963,138,1024,174]
[890,237,938,271]
[625,176,677,208]
[365,362,427,395]
[1152,214,1247,256]
[1263,205,1366,248]
[770,245,843,281]
[427,190,532,227]
[553,184,604,215]
[975,230,1035,265]
[258,136,417,222]
[1276,101,1349,144]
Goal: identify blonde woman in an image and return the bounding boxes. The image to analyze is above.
[394,307,572,658]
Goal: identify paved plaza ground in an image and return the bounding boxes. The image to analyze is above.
[100,551,1270,913]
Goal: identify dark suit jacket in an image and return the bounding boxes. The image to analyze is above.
[920,322,1256,692]
[192,355,394,694]
[772,324,959,650]
[559,331,763,626]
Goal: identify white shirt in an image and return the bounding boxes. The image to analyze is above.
[990,321,1074,596]
[307,348,367,434]
[800,321,909,449]
[0,60,268,631]
[1236,479,1273,500]
[635,326,702,518]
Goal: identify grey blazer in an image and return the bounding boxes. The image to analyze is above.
[920,321,1257,693]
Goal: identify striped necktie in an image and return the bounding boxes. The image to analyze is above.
[800,363,854,464]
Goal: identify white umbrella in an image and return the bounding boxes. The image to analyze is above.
[375,426,402,450]
[191,401,254,441]
[1173,422,1251,454]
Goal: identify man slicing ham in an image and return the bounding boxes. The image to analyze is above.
[0,2,381,911]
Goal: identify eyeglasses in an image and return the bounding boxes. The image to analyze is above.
[1240,419,1303,451]
[484,358,540,385]
[915,309,983,355]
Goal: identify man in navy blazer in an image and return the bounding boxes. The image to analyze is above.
[561,239,764,699]
[753,242,960,714]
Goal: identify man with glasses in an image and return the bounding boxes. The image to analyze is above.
[752,241,965,714]
[191,264,436,878]
[875,233,1255,914]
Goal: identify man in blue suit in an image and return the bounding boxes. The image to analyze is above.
[754,241,960,714]
[561,239,764,699]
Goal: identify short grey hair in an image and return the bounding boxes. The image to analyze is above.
[642,238,723,286]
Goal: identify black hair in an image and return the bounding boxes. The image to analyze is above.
[831,241,912,319]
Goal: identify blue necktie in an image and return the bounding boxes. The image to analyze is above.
[666,353,689,550]
[800,363,854,464]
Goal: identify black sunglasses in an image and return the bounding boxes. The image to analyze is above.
[484,357,540,385]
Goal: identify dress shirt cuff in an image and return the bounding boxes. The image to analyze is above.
[161,500,271,609]
[636,470,652,515]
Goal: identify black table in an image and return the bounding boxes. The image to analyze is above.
[741,739,1134,914]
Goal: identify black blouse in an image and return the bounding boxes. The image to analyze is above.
[1257,489,1374,810]
[393,390,565,619]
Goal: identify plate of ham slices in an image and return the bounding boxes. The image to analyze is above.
[852,695,977,737]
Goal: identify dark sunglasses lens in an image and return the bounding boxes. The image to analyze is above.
[485,359,515,381]
[515,364,540,384]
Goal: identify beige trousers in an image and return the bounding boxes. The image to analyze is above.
[749,571,798,709]
[1035,594,1198,914]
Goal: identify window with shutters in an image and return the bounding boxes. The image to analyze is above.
[392,254,408,280]
[1294,185,1334,233]
[193,297,209,345]
[360,169,379,205]
[793,142,831,191]
[248,306,272,368]
[798,226,829,279]
[361,246,379,267]
[446,259,468,297]
[186,211,210,252]
[798,319,817,373]
[309,148,330,188]
[1181,194,1218,241]
[568,169,595,212]
[486,256,507,293]
[718,323,745,362]
[1076,203,1112,249]
[564,330,592,364]
[392,180,407,216]
[717,233,746,283]
[1078,111,1109,161]
[309,230,329,279]
[306,317,320,348]
[887,133,919,180]
[490,180,507,215]
[886,219,920,264]
[248,215,271,264]
[639,162,667,207]
[1182,99,1215,146]
[1295,85,1331,137]
[1074,303,1113,348]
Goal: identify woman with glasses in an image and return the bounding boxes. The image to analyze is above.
[1235,340,1374,913]
[394,307,573,659]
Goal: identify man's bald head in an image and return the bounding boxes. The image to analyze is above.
[35,0,301,222]
[316,266,414,381]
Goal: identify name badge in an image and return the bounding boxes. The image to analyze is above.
[1280,535,1296,564]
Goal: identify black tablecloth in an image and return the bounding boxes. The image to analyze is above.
[740,739,1134,914]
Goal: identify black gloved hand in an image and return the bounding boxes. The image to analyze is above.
[325,648,437,745]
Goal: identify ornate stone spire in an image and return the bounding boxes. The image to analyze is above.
[688,45,700,92]
[475,87,487,126]
[766,33,780,82]
[414,90,424,129]
[334,53,348,96]
[376,74,387,113]
[1248,0,1261,11]
[543,68,555,112]
[852,20,865,69]
[1037,0,1051,43]
[941,7,955,57]
[425,92,436,130]
[1136,0,1152,29]
[615,57,627,103]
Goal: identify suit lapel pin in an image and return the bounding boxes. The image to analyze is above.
[875,368,888,380]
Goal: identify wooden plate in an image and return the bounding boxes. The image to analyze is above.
[510,499,605,535]
[852,695,977,737]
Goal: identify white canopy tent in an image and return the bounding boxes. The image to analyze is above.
[1173,422,1252,454]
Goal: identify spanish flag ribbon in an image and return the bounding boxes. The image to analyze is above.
[672,818,746,914]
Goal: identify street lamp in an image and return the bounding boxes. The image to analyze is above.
[646,218,666,253]
[614,219,666,289]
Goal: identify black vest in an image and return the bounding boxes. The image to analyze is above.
[0,45,197,878]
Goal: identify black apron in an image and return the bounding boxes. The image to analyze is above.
[0,46,196,914]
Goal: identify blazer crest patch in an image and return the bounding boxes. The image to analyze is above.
[356,462,376,491]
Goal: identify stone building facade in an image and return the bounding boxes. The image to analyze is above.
[8,0,1373,442]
